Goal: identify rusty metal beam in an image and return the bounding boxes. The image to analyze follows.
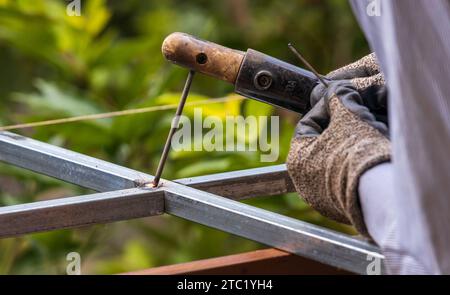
[124,248,351,275]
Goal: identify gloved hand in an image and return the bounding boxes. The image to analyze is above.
[286,80,390,236]
[317,53,388,125]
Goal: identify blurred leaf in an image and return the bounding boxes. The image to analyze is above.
[13,79,105,119]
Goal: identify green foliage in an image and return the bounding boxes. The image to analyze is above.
[0,0,365,274]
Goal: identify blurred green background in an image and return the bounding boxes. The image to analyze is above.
[0,0,369,274]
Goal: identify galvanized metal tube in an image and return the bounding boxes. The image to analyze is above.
[0,132,384,274]
[0,188,164,238]
[0,132,292,197]
[164,183,385,275]
[176,164,295,199]
[0,132,151,192]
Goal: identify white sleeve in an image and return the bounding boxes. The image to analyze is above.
[359,164,429,274]
[351,0,450,274]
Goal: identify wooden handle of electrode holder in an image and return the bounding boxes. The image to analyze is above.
[162,32,245,84]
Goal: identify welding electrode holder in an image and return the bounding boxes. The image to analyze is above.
[162,32,319,114]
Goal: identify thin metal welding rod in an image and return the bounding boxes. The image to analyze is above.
[288,43,329,88]
[152,70,195,187]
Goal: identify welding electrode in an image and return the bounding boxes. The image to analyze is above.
[151,70,195,187]
[287,43,329,89]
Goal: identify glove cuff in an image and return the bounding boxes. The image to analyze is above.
[287,97,390,237]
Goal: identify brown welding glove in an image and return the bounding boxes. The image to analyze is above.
[287,79,390,236]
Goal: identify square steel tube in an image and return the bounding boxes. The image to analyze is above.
[0,132,293,198]
[0,132,385,274]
